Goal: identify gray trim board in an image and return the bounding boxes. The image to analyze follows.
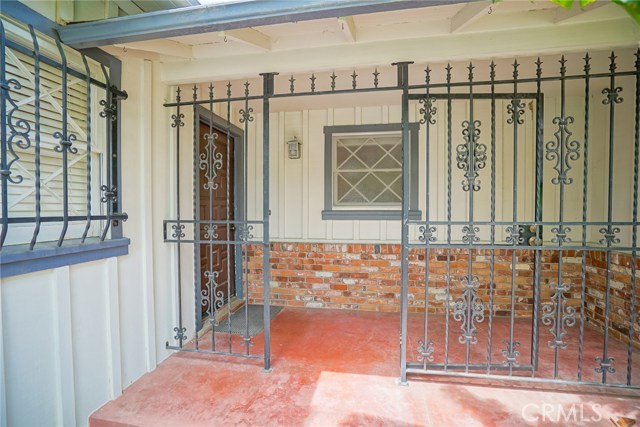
[323,122,421,221]
[322,210,422,220]
[1,238,130,278]
[57,0,469,48]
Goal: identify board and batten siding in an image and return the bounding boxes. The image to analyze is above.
[232,88,636,246]
[239,99,583,244]
[1,58,161,427]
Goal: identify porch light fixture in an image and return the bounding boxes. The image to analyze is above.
[286,136,301,159]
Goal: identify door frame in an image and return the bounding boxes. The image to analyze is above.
[194,105,246,330]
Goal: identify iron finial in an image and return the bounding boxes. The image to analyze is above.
[289,75,295,94]
[489,61,496,81]
[351,70,358,89]
[226,81,232,98]
[424,66,431,85]
[609,51,617,73]
[559,55,567,77]
[535,57,543,79]
[330,72,337,91]
[244,81,250,97]
[445,63,452,83]
[373,68,380,88]
[208,83,215,100]
[583,53,591,75]
[310,73,316,92]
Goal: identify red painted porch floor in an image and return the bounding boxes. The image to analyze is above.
[91,308,640,427]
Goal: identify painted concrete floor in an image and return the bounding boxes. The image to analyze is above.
[91,308,640,427]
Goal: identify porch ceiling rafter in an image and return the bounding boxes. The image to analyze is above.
[57,0,470,49]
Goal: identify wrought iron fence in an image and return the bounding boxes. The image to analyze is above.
[402,51,640,389]
[164,49,639,388]
[0,19,127,253]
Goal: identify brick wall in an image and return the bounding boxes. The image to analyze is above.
[247,243,582,314]
[246,242,639,347]
[585,251,640,346]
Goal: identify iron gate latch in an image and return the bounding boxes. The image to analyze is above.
[518,224,542,246]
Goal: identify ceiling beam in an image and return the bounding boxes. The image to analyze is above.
[338,16,357,42]
[219,28,271,51]
[112,39,193,58]
[450,0,492,33]
[57,0,469,49]
[554,1,610,23]
[160,17,638,84]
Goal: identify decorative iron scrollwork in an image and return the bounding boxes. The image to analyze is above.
[545,116,580,185]
[237,224,254,241]
[99,99,117,121]
[100,184,117,203]
[418,225,437,243]
[239,107,254,123]
[551,225,572,244]
[505,225,523,245]
[595,356,616,374]
[417,339,434,362]
[453,275,485,344]
[541,282,576,349]
[202,270,225,312]
[204,224,218,240]
[599,226,620,246]
[419,97,437,125]
[456,120,486,192]
[173,326,187,341]
[171,223,185,239]
[171,113,185,128]
[200,132,224,190]
[506,98,525,125]
[4,76,31,184]
[502,340,521,367]
[602,87,623,105]
[462,225,480,244]
[53,131,79,154]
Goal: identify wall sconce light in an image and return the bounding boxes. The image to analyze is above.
[286,136,301,159]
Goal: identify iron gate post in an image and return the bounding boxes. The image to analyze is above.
[261,72,277,373]
[394,61,413,386]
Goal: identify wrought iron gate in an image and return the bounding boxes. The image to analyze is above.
[400,52,640,389]
[163,75,275,370]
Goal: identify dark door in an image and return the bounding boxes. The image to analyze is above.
[199,121,235,317]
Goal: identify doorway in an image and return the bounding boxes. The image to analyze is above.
[195,107,245,328]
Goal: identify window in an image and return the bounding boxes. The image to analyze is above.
[0,15,128,278]
[322,123,421,220]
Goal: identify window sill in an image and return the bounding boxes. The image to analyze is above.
[321,210,422,221]
[0,238,130,278]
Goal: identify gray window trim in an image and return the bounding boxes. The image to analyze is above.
[322,123,421,221]
[0,238,130,278]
